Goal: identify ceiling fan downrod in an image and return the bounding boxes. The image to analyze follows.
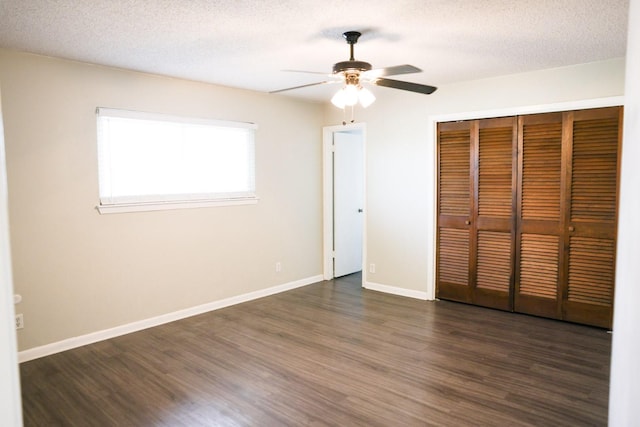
[343,31,361,61]
[333,31,372,75]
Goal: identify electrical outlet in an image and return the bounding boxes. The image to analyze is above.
[369,263,376,274]
[275,262,282,273]
[15,314,24,330]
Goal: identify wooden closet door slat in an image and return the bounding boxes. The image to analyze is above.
[521,122,563,221]
[476,230,512,293]
[438,228,470,286]
[563,107,621,328]
[478,125,514,219]
[473,117,516,310]
[439,128,471,217]
[567,236,615,305]
[514,113,564,319]
[570,114,619,223]
[519,234,559,298]
[436,121,473,303]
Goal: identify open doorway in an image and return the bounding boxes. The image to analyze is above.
[322,123,366,281]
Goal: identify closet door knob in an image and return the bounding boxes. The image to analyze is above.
[465,220,471,225]
[568,226,575,232]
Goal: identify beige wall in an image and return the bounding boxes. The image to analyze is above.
[0,49,325,351]
[324,58,626,295]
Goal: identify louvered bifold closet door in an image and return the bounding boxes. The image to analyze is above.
[437,121,472,303]
[562,107,621,328]
[514,112,565,319]
[474,117,517,310]
[438,107,621,328]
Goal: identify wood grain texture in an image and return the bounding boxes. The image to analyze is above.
[478,125,514,219]
[561,107,621,328]
[476,230,512,292]
[567,237,615,305]
[518,233,560,300]
[520,120,563,221]
[20,273,610,426]
[438,126,471,217]
[436,121,473,304]
[473,117,517,310]
[570,116,619,223]
[438,227,470,286]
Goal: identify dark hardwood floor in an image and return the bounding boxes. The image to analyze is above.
[20,273,611,426]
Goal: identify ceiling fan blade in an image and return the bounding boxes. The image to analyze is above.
[372,77,437,95]
[269,80,339,94]
[363,64,422,78]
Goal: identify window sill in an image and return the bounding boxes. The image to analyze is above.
[96,197,259,214]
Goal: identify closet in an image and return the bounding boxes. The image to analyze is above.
[436,106,622,329]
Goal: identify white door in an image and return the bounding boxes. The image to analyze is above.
[333,131,364,277]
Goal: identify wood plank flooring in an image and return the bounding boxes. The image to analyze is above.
[20,273,611,426]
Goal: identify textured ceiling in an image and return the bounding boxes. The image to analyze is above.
[0,0,629,101]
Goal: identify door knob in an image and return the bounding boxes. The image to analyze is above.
[358,209,363,213]
[568,226,575,232]
[465,220,471,225]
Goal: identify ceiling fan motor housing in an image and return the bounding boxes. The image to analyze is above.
[332,60,372,75]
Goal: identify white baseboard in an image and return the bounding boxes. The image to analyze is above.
[18,275,323,363]
[363,281,430,301]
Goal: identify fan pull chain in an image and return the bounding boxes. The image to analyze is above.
[342,105,357,126]
[342,105,356,126]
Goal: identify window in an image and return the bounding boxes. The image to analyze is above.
[96,108,257,213]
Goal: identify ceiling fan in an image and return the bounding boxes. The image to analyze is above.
[270,31,437,109]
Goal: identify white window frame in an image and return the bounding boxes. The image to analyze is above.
[96,108,258,214]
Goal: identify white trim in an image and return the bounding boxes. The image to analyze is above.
[426,96,625,301]
[363,281,429,300]
[322,123,367,281]
[322,126,335,281]
[0,86,23,426]
[97,196,258,214]
[18,274,323,363]
[430,96,624,124]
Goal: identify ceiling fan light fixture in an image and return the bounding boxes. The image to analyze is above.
[343,84,359,106]
[331,88,347,108]
[331,84,359,108]
[358,86,375,108]
[331,84,375,109]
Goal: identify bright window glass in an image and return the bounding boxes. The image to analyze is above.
[96,108,256,207]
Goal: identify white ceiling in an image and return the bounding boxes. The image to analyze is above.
[0,0,629,102]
